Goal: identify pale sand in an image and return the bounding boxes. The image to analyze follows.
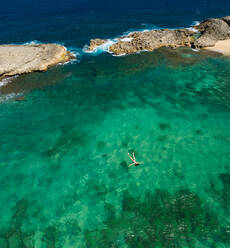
[204,39,230,55]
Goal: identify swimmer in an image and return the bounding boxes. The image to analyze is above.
[128,152,143,167]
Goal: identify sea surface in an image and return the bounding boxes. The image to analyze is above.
[1,0,230,247]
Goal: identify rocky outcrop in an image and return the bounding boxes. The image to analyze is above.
[109,29,195,55]
[88,39,107,51]
[88,15,230,55]
[193,18,230,48]
[0,44,75,79]
[222,16,230,26]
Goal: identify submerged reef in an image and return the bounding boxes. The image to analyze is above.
[84,188,230,247]
[87,16,230,55]
[1,187,230,247]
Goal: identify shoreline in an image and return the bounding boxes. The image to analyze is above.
[1,16,230,82]
[204,39,230,56]
[0,44,75,80]
[86,15,230,56]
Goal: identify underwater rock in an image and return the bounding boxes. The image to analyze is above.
[0,44,75,79]
[12,199,28,221]
[97,141,106,151]
[219,173,230,207]
[15,96,26,101]
[95,184,109,196]
[8,231,24,248]
[158,123,171,130]
[84,189,230,247]
[43,226,58,248]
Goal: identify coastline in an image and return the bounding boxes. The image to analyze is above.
[204,39,230,55]
[1,16,230,84]
[86,16,230,56]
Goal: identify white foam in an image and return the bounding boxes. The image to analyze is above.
[112,53,126,57]
[187,27,199,32]
[0,76,22,102]
[187,21,200,33]
[23,40,41,45]
[192,21,200,26]
[120,37,133,42]
[64,46,81,64]
[83,39,117,54]
[124,24,162,35]
[0,79,10,87]
[12,40,67,47]
[0,93,20,102]
[83,25,163,56]
[0,76,18,88]
[187,26,200,32]
[83,45,95,54]
[83,20,202,56]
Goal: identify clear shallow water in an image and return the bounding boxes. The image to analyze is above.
[1,48,230,247]
[1,1,230,247]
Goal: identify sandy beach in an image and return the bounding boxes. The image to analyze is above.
[204,39,230,55]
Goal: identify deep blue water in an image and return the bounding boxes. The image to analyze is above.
[1,0,230,48]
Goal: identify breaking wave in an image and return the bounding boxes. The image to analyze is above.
[0,76,18,88]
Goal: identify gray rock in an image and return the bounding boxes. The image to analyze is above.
[88,39,107,51]
[0,44,75,79]
[109,29,195,55]
[194,18,230,48]
[88,15,230,55]
[222,16,230,26]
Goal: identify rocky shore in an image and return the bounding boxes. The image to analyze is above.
[87,16,230,55]
[0,44,75,79]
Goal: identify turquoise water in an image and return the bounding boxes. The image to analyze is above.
[1,48,230,247]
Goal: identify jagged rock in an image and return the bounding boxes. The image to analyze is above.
[222,16,230,26]
[88,39,107,51]
[0,44,75,79]
[87,15,230,55]
[109,29,195,55]
[194,18,230,48]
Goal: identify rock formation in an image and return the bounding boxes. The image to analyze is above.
[88,39,107,51]
[222,16,230,26]
[0,44,75,79]
[194,18,230,47]
[109,29,194,55]
[87,16,230,55]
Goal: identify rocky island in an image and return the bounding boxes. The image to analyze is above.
[0,44,74,79]
[87,16,230,56]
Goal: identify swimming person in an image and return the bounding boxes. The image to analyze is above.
[128,152,143,167]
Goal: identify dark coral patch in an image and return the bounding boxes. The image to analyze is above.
[158,123,171,130]
[84,189,230,247]
[219,173,230,208]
